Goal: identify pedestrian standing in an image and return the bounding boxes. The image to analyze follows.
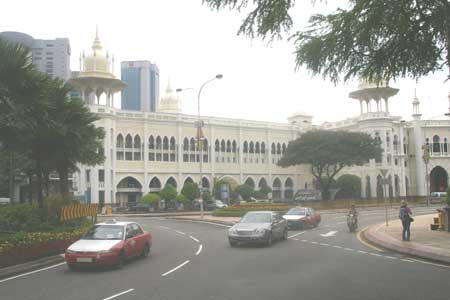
[399,200,413,241]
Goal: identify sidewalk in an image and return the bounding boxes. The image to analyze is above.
[363,213,450,263]
[167,215,240,226]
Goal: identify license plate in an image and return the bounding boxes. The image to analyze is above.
[76,257,93,263]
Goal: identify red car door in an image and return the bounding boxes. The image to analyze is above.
[131,223,145,254]
[124,224,138,257]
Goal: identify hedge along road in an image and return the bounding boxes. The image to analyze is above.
[0,219,203,300]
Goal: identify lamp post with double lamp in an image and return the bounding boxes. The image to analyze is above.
[176,74,223,219]
[380,168,389,226]
[422,144,430,207]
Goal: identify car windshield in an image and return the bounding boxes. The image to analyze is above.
[240,213,271,223]
[81,225,124,240]
[286,208,306,215]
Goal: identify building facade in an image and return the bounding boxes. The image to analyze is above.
[68,34,450,205]
[121,61,160,112]
[0,31,70,80]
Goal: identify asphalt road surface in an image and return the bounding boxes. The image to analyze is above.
[1,206,448,300]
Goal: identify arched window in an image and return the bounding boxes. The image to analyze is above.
[433,135,441,153]
[133,135,141,149]
[215,139,220,152]
[156,136,162,150]
[403,137,407,154]
[203,139,208,151]
[163,137,169,150]
[226,140,231,152]
[243,141,249,153]
[116,134,124,148]
[271,143,275,154]
[170,137,176,150]
[190,138,196,151]
[221,140,226,152]
[166,177,177,188]
[149,135,155,149]
[232,140,237,153]
[255,142,260,154]
[282,143,287,155]
[261,142,266,154]
[183,138,189,151]
[125,134,132,148]
[277,143,281,155]
[444,138,448,153]
[249,142,254,153]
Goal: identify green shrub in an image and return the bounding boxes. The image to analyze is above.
[176,194,187,203]
[212,209,247,217]
[0,203,45,232]
[141,193,160,209]
[160,184,177,201]
[202,190,212,201]
[181,182,199,201]
[236,184,254,200]
[259,185,272,197]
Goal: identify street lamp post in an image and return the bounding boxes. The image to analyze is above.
[177,74,223,219]
[422,144,430,207]
[380,168,389,226]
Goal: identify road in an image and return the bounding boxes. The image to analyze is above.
[1,206,448,300]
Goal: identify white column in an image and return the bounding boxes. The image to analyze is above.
[370,174,377,198]
[360,100,364,114]
[385,97,389,113]
[413,120,426,196]
[238,122,243,183]
[143,123,149,195]
[361,175,366,198]
[177,116,183,193]
[210,127,216,181]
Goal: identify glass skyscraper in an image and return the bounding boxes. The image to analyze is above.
[121,61,160,112]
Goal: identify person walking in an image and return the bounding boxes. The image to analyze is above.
[399,200,413,241]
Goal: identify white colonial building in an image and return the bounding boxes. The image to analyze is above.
[70,34,450,205]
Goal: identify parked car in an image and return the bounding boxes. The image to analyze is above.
[431,192,447,198]
[228,211,288,246]
[129,203,151,212]
[205,200,228,210]
[282,207,321,230]
[65,220,152,270]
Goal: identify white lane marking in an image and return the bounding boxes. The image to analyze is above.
[158,226,170,229]
[288,231,306,239]
[385,256,398,260]
[175,230,186,235]
[408,258,450,269]
[344,248,354,252]
[102,289,134,300]
[195,244,203,256]
[292,238,299,241]
[320,231,338,237]
[320,243,329,246]
[401,259,414,263]
[336,221,346,225]
[333,245,342,249]
[370,253,382,257]
[189,235,200,243]
[311,241,319,244]
[301,239,308,242]
[358,250,368,254]
[161,260,190,277]
[0,262,66,284]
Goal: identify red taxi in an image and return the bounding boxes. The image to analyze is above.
[65,220,151,270]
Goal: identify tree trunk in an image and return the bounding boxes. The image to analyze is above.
[8,152,14,202]
[28,173,33,204]
[58,165,70,199]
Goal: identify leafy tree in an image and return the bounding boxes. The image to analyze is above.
[236,184,254,201]
[335,174,362,199]
[203,0,450,83]
[278,130,382,200]
[181,182,199,202]
[259,185,272,198]
[141,193,160,209]
[160,184,178,201]
[202,190,212,201]
[176,194,187,203]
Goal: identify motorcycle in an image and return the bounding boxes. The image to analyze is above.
[347,213,358,232]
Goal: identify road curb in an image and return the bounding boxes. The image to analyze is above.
[362,221,450,264]
[0,254,65,280]
[166,217,235,226]
[101,212,212,218]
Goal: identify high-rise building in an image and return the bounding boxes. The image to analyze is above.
[0,31,71,80]
[121,61,160,112]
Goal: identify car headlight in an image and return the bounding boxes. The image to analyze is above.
[229,228,238,235]
[254,228,266,234]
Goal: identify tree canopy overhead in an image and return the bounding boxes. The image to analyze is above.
[203,0,450,84]
[278,130,382,199]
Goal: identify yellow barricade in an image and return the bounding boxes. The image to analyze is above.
[60,204,98,221]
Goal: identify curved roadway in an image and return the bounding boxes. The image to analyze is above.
[1,206,448,300]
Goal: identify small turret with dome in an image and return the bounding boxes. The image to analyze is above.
[68,28,126,106]
[158,81,181,114]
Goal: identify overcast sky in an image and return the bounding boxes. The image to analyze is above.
[2,0,450,124]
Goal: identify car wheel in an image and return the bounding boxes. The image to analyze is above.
[282,228,288,240]
[141,243,150,258]
[265,232,273,246]
[298,222,304,231]
[229,240,237,247]
[116,251,126,269]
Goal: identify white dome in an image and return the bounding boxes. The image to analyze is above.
[159,83,180,114]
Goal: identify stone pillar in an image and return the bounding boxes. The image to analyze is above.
[360,100,364,114]
[413,120,426,196]
[384,97,389,113]
[210,126,216,181]
[177,116,183,193]
[143,123,149,195]
[238,121,243,183]
[361,175,366,198]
